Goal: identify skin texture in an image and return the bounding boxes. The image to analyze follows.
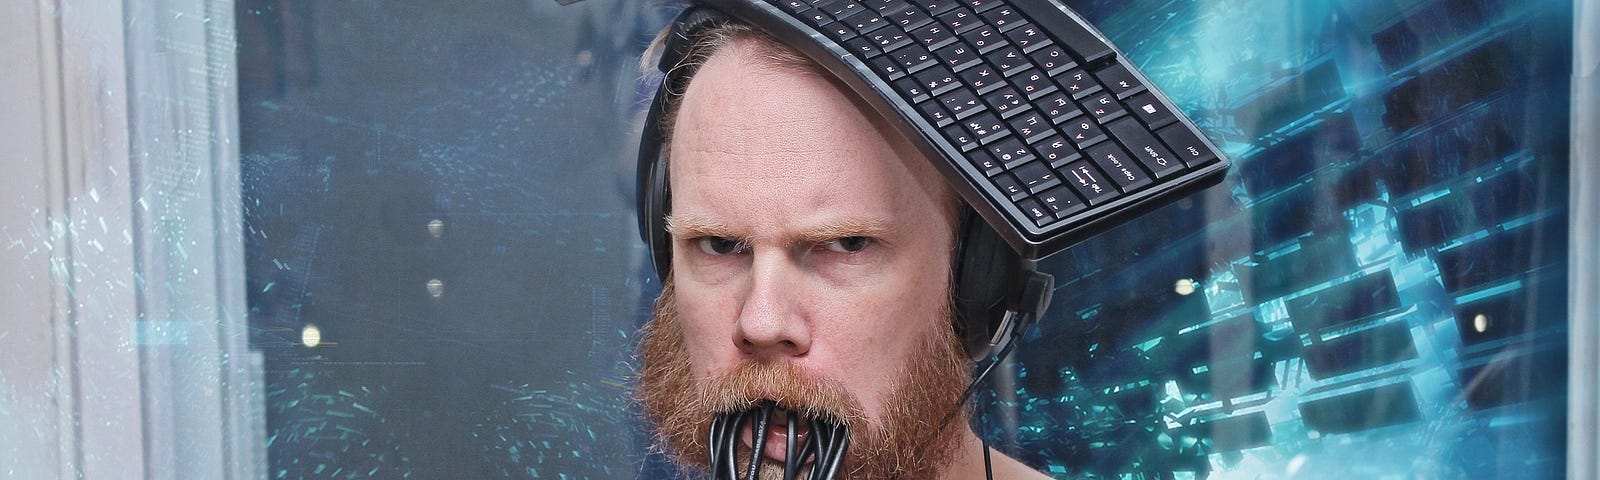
[636,33,1051,479]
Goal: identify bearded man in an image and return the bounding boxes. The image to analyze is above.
[632,15,1054,479]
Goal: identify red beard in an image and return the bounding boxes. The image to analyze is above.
[636,280,974,479]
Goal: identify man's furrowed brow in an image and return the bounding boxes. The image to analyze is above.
[798,218,895,243]
[664,214,738,238]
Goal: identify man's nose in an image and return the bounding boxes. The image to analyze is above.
[732,253,811,359]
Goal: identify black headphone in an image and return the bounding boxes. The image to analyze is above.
[636,6,1052,361]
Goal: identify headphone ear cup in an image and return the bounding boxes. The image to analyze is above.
[951,209,1023,360]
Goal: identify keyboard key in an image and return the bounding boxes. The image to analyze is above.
[958,65,1003,94]
[980,6,1027,31]
[1058,160,1117,205]
[1011,161,1061,193]
[937,7,982,34]
[893,75,930,101]
[891,45,937,73]
[869,54,905,79]
[983,86,1029,118]
[850,14,890,35]
[942,123,980,151]
[1104,118,1183,179]
[1037,186,1086,218]
[1003,24,1052,52]
[985,47,1031,75]
[824,21,858,41]
[922,0,960,16]
[934,41,982,71]
[1156,123,1219,167]
[993,173,1028,201]
[1059,68,1101,99]
[1012,68,1058,99]
[938,88,986,119]
[963,0,1003,13]
[822,0,867,20]
[1037,92,1084,124]
[862,0,898,12]
[967,148,1004,176]
[917,98,954,126]
[1085,141,1153,192]
[913,66,961,96]
[1093,62,1145,99]
[962,111,1009,142]
[884,4,934,30]
[1065,118,1107,148]
[986,136,1034,168]
[1127,92,1177,129]
[1012,0,1114,65]
[841,35,879,56]
[1031,135,1079,167]
[1006,110,1050,141]
[867,30,914,53]
[1028,45,1076,76]
[800,9,835,28]
[1084,93,1127,123]
[962,26,1004,53]
[1017,198,1055,226]
[912,22,959,50]
[777,0,812,14]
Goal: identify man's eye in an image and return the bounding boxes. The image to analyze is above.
[695,237,744,256]
[823,236,871,253]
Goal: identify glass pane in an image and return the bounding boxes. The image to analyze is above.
[237,0,1574,478]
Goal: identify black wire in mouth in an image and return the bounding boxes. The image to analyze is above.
[708,401,850,480]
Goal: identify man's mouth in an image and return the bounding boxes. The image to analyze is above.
[709,402,851,479]
[741,406,813,464]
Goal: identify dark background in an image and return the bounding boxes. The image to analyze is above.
[237,0,1573,477]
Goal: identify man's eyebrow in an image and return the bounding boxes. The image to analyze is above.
[664,214,737,238]
[797,218,895,244]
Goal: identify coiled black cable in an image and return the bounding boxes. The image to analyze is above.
[709,401,850,480]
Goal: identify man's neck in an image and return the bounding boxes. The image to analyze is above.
[937,428,1053,480]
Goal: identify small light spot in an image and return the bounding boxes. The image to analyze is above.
[427,219,444,238]
[426,278,444,298]
[1174,278,1196,296]
[301,324,322,348]
[1474,313,1489,333]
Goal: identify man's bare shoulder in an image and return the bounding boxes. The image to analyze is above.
[988,449,1055,479]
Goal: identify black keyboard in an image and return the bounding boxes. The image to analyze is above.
[704,0,1229,260]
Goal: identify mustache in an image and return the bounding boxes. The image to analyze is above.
[696,359,866,427]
